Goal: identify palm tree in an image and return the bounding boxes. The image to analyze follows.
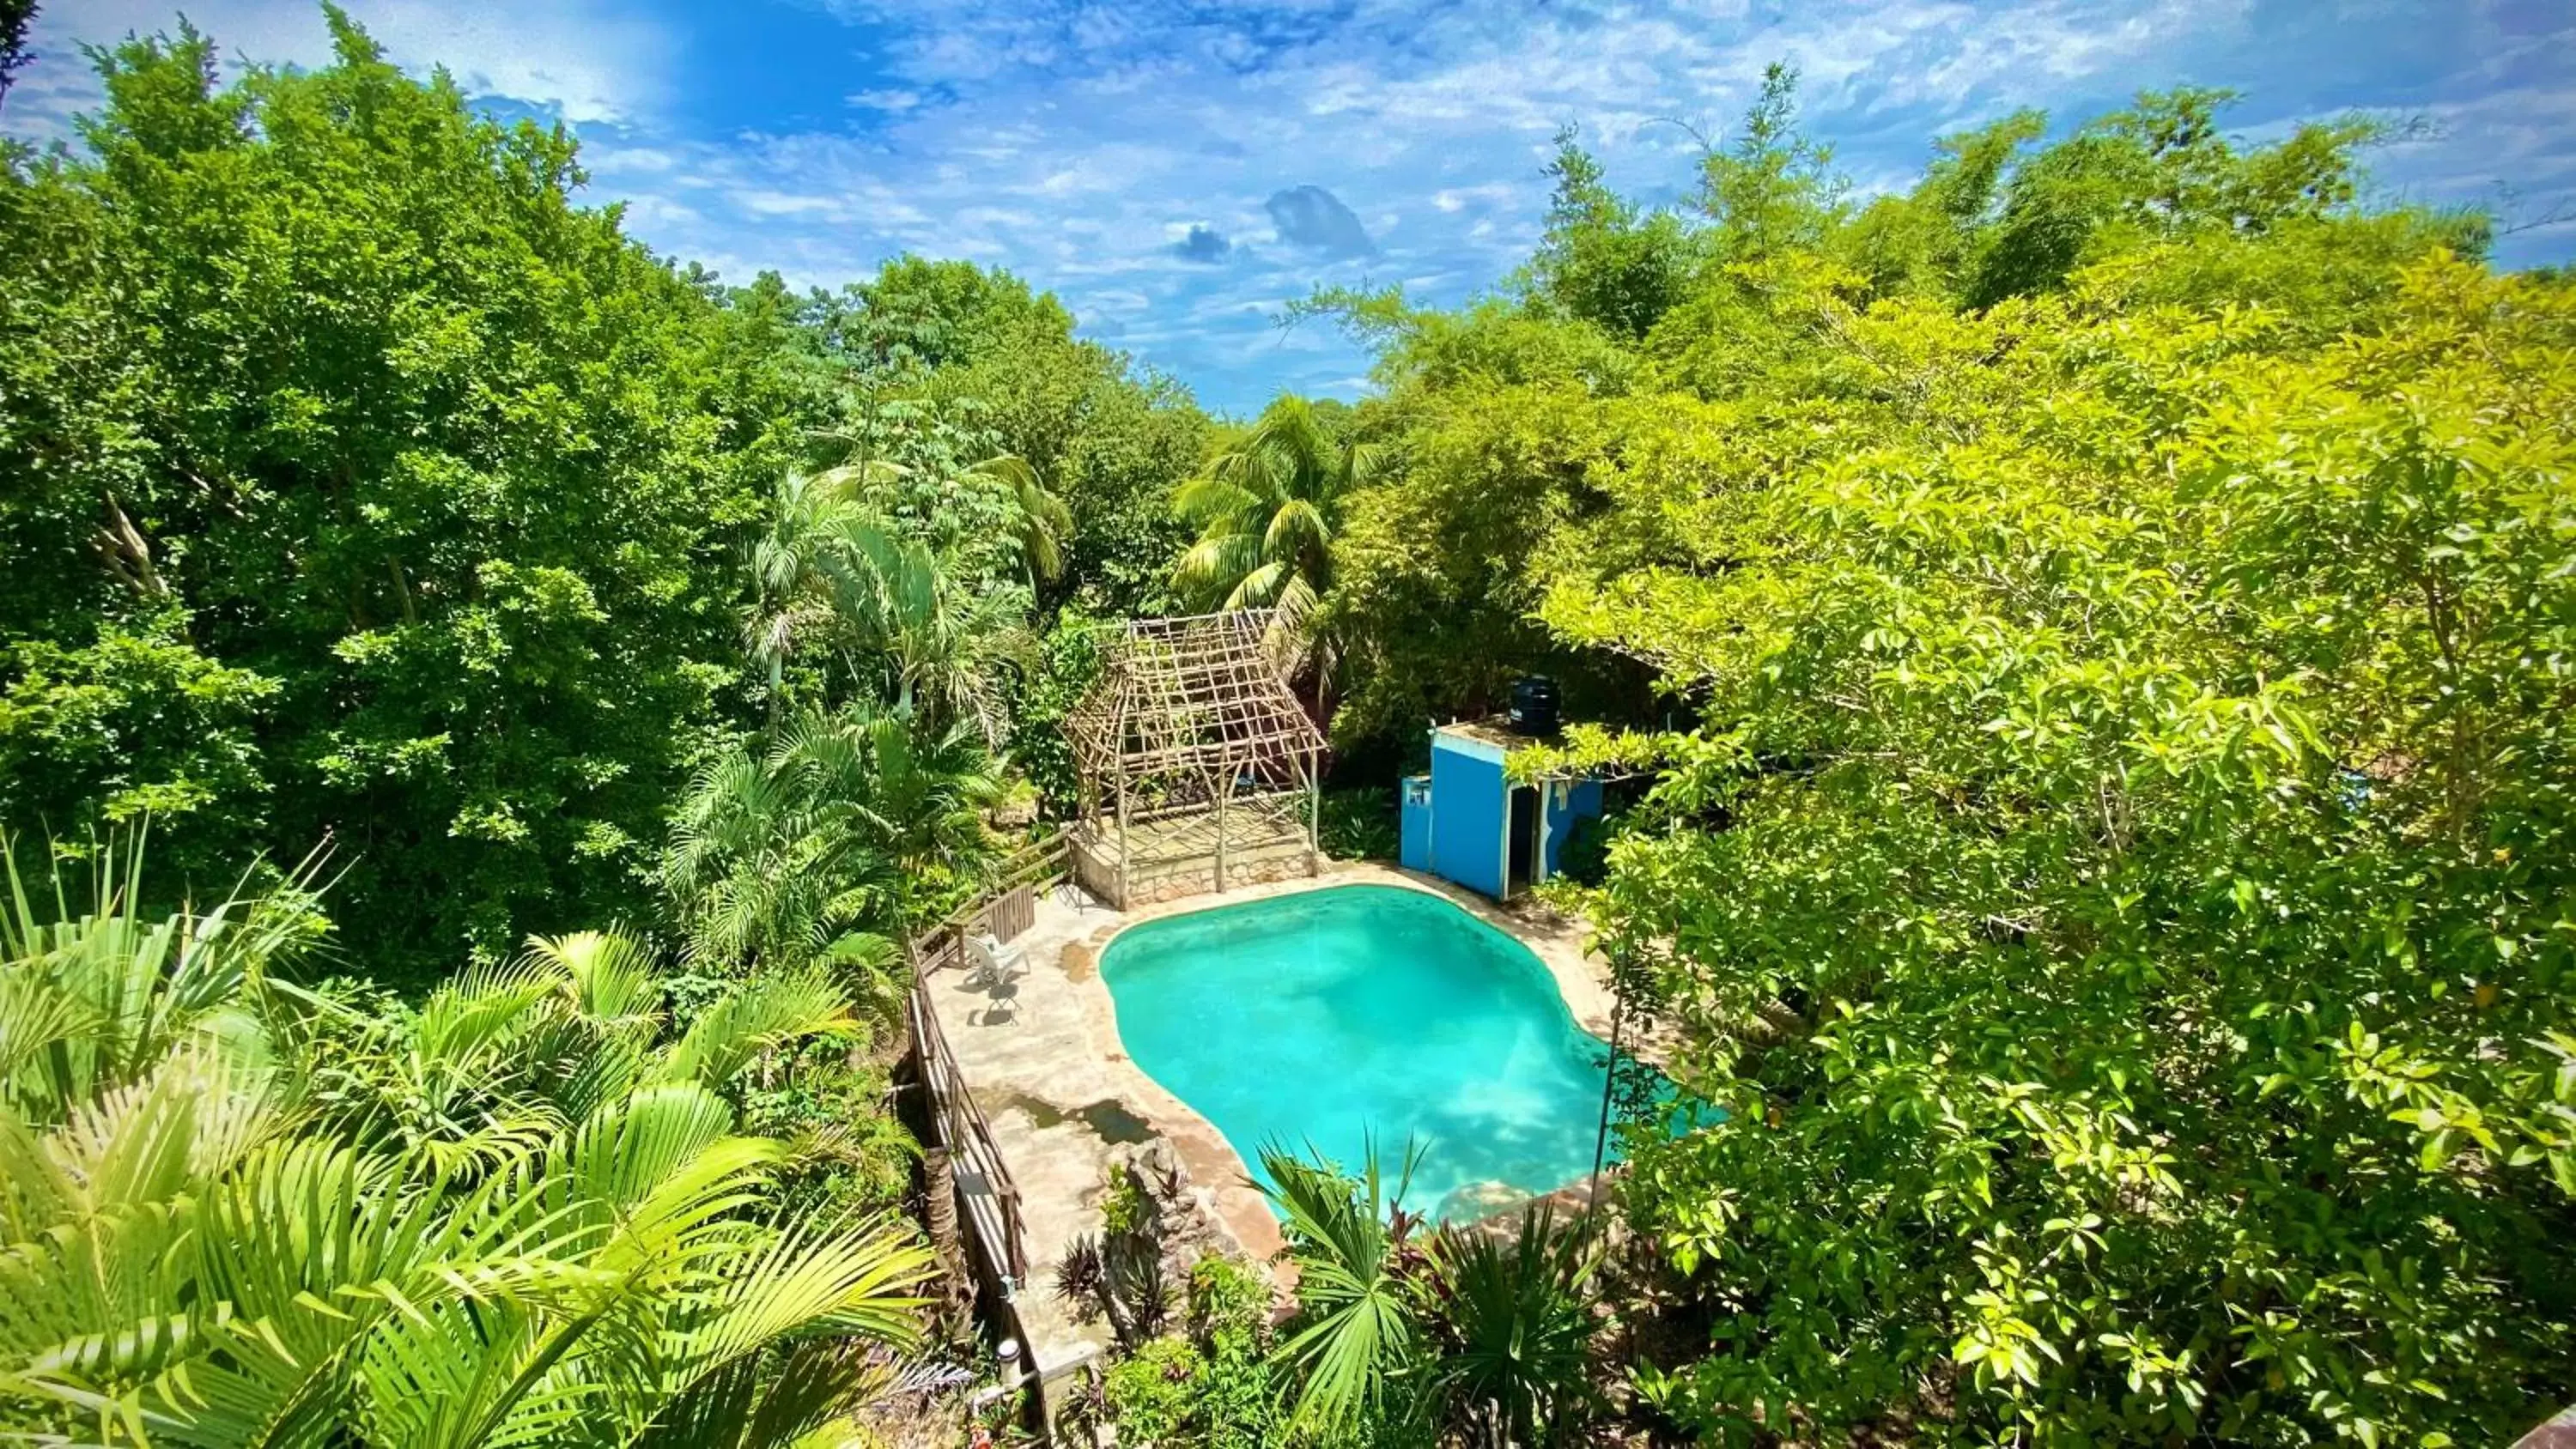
[661,737,901,979]
[745,467,859,706]
[746,464,1037,744]
[0,840,937,1448]
[1254,1142,1607,1446]
[661,705,1001,977]
[1419,1206,1604,1446]
[1256,1138,1430,1440]
[805,402,1072,588]
[1173,395,1382,628]
[0,829,319,1126]
[966,453,1073,587]
[781,706,1002,930]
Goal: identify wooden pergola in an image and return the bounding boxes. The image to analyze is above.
[1067,610,1325,907]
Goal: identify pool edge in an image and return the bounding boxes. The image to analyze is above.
[1073,868,1638,1226]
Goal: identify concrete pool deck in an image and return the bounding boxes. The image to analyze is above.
[920,860,1623,1392]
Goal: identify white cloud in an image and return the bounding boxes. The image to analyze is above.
[21,0,675,125]
[848,88,925,112]
[14,0,2572,410]
[1433,184,1517,213]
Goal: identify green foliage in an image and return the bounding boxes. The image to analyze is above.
[0,0,32,106]
[1557,257,2576,1445]
[1257,1141,1427,1440]
[1242,1143,1610,1447]
[1697,62,1846,263]
[1302,64,2563,1449]
[1317,787,1399,861]
[1549,809,1616,888]
[1175,395,1381,631]
[1009,609,1106,816]
[0,612,276,876]
[0,21,793,981]
[1532,124,1698,338]
[660,703,999,975]
[0,15,1206,987]
[0,834,936,1446]
[1054,1206,1174,1351]
[1103,1301,1282,1449]
[1966,88,2400,306]
[1322,382,1601,748]
[1097,1258,1280,1448]
[1103,1337,1217,1446]
[1103,1170,1152,1236]
[927,328,1210,619]
[1417,1206,1603,1446]
[841,254,1074,372]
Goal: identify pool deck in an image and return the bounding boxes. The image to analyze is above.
[920,860,1622,1395]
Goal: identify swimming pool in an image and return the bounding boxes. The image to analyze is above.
[1098,883,1631,1222]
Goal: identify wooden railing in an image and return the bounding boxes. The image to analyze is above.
[908,972,1030,1285]
[903,826,1072,1290]
[911,828,1072,976]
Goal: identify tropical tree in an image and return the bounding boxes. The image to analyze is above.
[968,453,1076,586]
[742,457,1037,743]
[1251,1143,1611,1446]
[804,387,1074,591]
[1527,255,2576,1445]
[661,736,894,978]
[0,839,938,1448]
[776,705,1003,934]
[0,21,807,980]
[1174,395,1382,628]
[743,466,884,708]
[662,704,1000,978]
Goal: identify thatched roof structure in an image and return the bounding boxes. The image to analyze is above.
[1066,611,1323,906]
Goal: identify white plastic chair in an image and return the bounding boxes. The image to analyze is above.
[964,932,1027,993]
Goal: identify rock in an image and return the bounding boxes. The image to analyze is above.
[1104,1136,1240,1287]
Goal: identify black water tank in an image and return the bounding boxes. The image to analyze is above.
[1510,676,1561,736]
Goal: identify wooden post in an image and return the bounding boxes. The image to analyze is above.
[1113,700,1133,906]
[1115,749,1131,910]
[1306,745,1322,870]
[1214,751,1230,892]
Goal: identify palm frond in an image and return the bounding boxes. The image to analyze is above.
[653,972,854,1089]
[1257,1138,1428,1437]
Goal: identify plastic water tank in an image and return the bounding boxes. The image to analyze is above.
[1509,676,1560,736]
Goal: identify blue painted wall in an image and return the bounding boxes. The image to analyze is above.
[1427,735,1507,899]
[1399,775,1432,872]
[1540,778,1605,877]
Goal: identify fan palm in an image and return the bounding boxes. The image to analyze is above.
[1418,1206,1604,1446]
[1256,1138,1429,1440]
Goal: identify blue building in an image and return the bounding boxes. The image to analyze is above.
[1399,719,1605,900]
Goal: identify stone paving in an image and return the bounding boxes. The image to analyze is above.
[920,860,1619,1396]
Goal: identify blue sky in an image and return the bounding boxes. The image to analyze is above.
[14,0,2575,415]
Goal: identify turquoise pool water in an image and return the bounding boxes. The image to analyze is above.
[1099,883,1629,1222]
